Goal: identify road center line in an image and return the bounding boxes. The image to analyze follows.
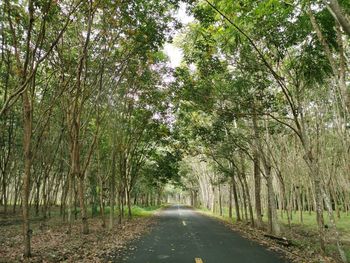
[195,258,203,263]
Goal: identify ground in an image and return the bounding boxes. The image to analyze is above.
[0,206,159,262]
[198,206,350,262]
[111,205,288,263]
[0,205,348,262]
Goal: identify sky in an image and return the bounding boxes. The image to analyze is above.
[163,3,194,68]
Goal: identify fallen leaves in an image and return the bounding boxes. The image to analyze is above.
[194,209,344,263]
[0,214,158,262]
[218,220,338,263]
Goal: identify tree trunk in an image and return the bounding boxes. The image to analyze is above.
[13,175,19,213]
[67,171,73,233]
[218,184,223,216]
[252,109,263,228]
[2,173,7,217]
[326,0,350,37]
[42,175,48,219]
[127,189,132,219]
[237,174,248,221]
[211,185,215,213]
[266,166,280,236]
[77,175,88,234]
[35,180,40,216]
[243,173,254,226]
[232,176,241,221]
[310,160,326,252]
[22,90,32,257]
[322,187,347,262]
[99,178,105,228]
[109,149,116,229]
[228,181,233,219]
[253,154,263,227]
[297,186,303,224]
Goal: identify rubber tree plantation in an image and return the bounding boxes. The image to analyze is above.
[0,0,350,262]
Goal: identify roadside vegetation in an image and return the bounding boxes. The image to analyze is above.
[197,206,350,262]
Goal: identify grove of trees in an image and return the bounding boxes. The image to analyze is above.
[172,0,350,261]
[0,0,349,262]
[0,0,182,258]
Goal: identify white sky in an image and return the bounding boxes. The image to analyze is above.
[164,3,194,68]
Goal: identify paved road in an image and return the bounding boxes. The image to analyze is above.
[118,205,288,263]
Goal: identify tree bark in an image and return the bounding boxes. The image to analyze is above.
[127,189,132,219]
[22,90,32,257]
[253,143,263,227]
[265,165,280,235]
[228,181,233,219]
[326,0,350,36]
[232,175,241,221]
[308,157,326,252]
[77,175,88,234]
[218,184,223,216]
[109,149,116,230]
[67,171,73,234]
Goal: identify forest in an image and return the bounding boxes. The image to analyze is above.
[0,0,350,262]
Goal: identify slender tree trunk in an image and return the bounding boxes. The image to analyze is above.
[211,185,215,213]
[127,189,132,219]
[109,149,116,229]
[265,166,280,235]
[13,175,19,213]
[326,0,350,37]
[218,184,222,216]
[77,175,88,234]
[237,174,248,221]
[22,90,32,257]
[98,168,105,227]
[42,175,48,219]
[322,188,347,262]
[330,182,340,219]
[297,186,303,224]
[2,173,7,217]
[239,154,254,226]
[228,181,233,219]
[310,158,326,252]
[119,189,124,223]
[67,171,73,233]
[252,111,263,228]
[253,154,263,227]
[232,175,241,222]
[243,173,254,226]
[35,180,40,216]
[61,178,68,221]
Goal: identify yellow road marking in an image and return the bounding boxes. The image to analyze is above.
[182,220,186,226]
[195,258,203,263]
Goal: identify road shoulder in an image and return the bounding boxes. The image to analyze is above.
[194,208,336,263]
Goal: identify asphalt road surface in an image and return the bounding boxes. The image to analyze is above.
[119,205,288,263]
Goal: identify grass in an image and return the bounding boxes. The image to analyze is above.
[200,205,350,234]
[274,210,350,232]
[122,205,164,217]
[196,206,238,223]
[0,204,164,225]
[86,204,164,218]
[275,210,350,261]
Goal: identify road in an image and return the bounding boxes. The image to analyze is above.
[117,205,288,263]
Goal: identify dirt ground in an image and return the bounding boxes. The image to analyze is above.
[0,210,157,262]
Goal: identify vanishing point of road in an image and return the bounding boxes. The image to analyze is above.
[115,205,288,263]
